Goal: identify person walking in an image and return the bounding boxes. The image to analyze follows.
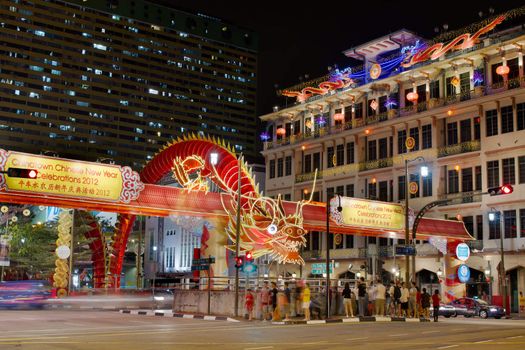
[260,282,270,321]
[245,289,254,321]
[283,282,291,321]
[295,283,303,317]
[367,282,376,316]
[432,289,441,322]
[270,282,279,321]
[342,282,354,317]
[302,283,311,321]
[400,282,409,318]
[409,282,418,318]
[421,288,431,320]
[375,279,386,316]
[357,277,367,317]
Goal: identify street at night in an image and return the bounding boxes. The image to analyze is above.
[0,310,524,349]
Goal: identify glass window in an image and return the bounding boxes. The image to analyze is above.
[409,127,419,151]
[423,172,432,197]
[336,186,344,196]
[345,234,354,249]
[285,156,292,176]
[448,169,459,194]
[518,102,525,131]
[475,166,482,191]
[368,182,377,200]
[304,154,312,173]
[460,119,471,143]
[326,187,334,202]
[463,216,474,237]
[378,138,388,159]
[502,158,515,185]
[422,124,432,149]
[269,159,275,179]
[368,140,377,161]
[346,142,355,164]
[354,102,363,119]
[346,184,354,197]
[487,160,499,188]
[277,158,284,177]
[520,209,525,239]
[447,122,458,145]
[327,147,334,168]
[519,156,525,184]
[491,63,504,86]
[486,109,498,137]
[398,130,407,154]
[474,117,481,140]
[476,215,483,240]
[336,144,344,166]
[501,106,514,134]
[504,210,517,238]
[410,174,419,198]
[313,153,321,171]
[379,181,388,202]
[429,80,439,99]
[462,168,473,192]
[489,214,501,240]
[398,175,406,201]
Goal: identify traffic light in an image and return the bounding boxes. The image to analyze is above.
[488,184,513,196]
[6,168,38,179]
[245,251,253,262]
[235,256,244,269]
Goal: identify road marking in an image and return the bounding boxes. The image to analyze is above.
[437,345,459,349]
[474,339,493,344]
[422,331,440,334]
[345,337,369,341]
[244,347,274,350]
[389,333,408,337]
[506,336,523,339]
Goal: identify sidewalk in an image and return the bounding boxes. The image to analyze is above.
[271,315,431,325]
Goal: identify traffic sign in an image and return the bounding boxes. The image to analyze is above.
[191,265,210,271]
[395,245,417,256]
[192,257,215,265]
[409,181,419,195]
[405,137,415,150]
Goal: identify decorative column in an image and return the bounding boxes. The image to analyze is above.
[443,240,466,303]
[54,211,73,297]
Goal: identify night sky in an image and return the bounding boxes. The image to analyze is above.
[157,0,524,115]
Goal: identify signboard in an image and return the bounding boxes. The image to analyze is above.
[192,257,215,265]
[0,149,144,203]
[330,197,404,230]
[395,245,417,256]
[457,264,470,283]
[455,243,470,262]
[409,181,419,195]
[191,265,210,271]
[405,137,416,150]
[311,262,335,275]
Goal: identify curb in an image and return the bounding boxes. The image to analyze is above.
[48,304,130,311]
[119,309,239,322]
[272,316,432,325]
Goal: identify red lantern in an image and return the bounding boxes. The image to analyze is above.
[276,127,286,136]
[333,113,344,122]
[406,92,419,103]
[496,65,510,76]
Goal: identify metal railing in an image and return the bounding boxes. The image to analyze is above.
[438,190,483,205]
[437,140,481,158]
[358,157,393,172]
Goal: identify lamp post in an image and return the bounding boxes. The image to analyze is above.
[404,156,427,284]
[489,208,507,316]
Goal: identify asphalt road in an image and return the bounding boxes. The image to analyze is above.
[0,310,524,349]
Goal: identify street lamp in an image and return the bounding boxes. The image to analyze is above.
[325,194,342,319]
[489,208,507,316]
[404,156,427,284]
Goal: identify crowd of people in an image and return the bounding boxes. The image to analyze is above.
[245,278,442,322]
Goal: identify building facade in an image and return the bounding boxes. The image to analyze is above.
[0,0,258,168]
[260,18,525,311]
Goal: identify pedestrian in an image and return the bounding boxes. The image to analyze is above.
[432,289,441,322]
[400,282,409,318]
[393,280,402,317]
[421,288,430,320]
[416,286,422,318]
[357,277,367,317]
[302,282,311,321]
[342,282,354,317]
[260,281,270,321]
[295,283,303,317]
[375,279,386,316]
[270,282,279,321]
[245,288,254,321]
[409,282,418,318]
[283,282,291,321]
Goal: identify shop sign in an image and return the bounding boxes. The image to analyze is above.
[457,264,470,283]
[330,197,404,230]
[455,243,470,262]
[0,149,144,203]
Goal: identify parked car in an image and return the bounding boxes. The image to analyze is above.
[448,297,505,319]
[430,303,457,318]
[0,280,51,309]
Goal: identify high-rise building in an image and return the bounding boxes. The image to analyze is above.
[260,11,525,311]
[0,0,258,168]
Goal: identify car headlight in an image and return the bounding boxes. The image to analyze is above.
[490,308,497,312]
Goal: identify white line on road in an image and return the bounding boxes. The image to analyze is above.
[474,339,493,344]
[345,337,369,341]
[451,328,465,331]
[506,336,524,339]
[437,345,459,349]
[389,333,408,337]
[243,347,274,350]
[422,331,440,334]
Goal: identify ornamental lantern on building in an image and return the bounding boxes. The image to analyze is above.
[450,76,460,88]
[333,113,345,122]
[496,65,510,76]
[276,127,286,137]
[406,91,419,103]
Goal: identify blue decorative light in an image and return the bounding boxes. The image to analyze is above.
[316,116,326,126]
[385,97,398,109]
[260,131,271,141]
[472,70,484,86]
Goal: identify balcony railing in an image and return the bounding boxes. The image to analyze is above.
[264,77,525,151]
[295,163,359,183]
[438,190,483,205]
[437,140,481,158]
[302,248,368,260]
[359,157,393,171]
